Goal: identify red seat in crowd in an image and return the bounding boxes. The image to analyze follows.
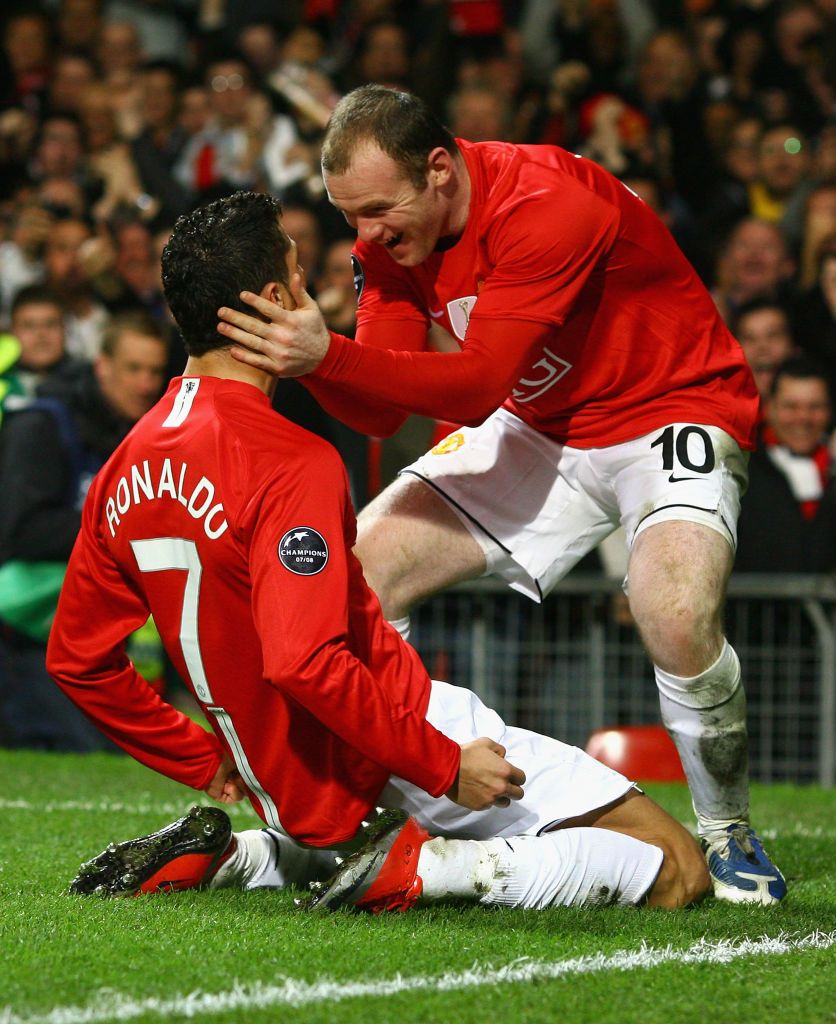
[585,725,686,782]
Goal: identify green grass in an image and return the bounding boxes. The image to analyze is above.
[0,749,833,1023]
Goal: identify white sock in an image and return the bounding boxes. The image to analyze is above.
[655,640,750,832]
[389,615,411,642]
[417,829,663,909]
[418,837,496,900]
[210,829,338,891]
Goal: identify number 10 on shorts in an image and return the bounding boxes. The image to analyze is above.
[651,425,716,482]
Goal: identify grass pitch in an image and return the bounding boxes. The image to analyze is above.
[0,749,833,1024]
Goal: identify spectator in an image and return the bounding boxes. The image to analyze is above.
[263,23,338,139]
[78,81,122,155]
[759,0,834,137]
[177,82,212,140]
[107,216,168,323]
[38,175,89,222]
[0,311,168,751]
[347,18,413,93]
[519,0,655,89]
[792,234,836,398]
[42,217,111,362]
[735,357,836,573]
[0,201,48,322]
[798,183,836,289]
[713,117,764,219]
[732,298,798,405]
[94,20,146,140]
[577,92,653,178]
[55,0,104,56]
[174,55,310,199]
[748,122,813,246]
[630,27,711,211]
[45,51,97,118]
[811,123,836,187]
[279,202,324,288]
[2,11,51,111]
[128,61,192,227]
[712,217,796,322]
[714,8,770,113]
[104,0,190,64]
[29,113,88,185]
[96,19,144,85]
[447,82,513,143]
[236,21,283,79]
[1,284,86,413]
[316,237,358,337]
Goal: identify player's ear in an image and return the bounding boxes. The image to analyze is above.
[259,281,283,308]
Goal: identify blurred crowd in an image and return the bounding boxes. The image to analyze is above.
[0,0,834,750]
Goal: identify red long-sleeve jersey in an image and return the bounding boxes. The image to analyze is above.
[305,139,758,448]
[46,376,460,845]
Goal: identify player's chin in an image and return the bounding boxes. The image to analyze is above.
[388,244,424,267]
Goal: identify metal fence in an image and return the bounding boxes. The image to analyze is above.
[409,574,836,787]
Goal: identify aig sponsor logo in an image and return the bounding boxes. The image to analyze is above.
[431,432,465,455]
[278,527,329,575]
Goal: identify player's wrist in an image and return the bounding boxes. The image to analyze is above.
[313,330,349,379]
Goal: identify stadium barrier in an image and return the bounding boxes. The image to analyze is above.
[410,574,836,787]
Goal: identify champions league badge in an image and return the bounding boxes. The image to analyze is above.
[278,527,329,575]
[351,254,364,301]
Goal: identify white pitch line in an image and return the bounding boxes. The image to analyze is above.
[0,798,255,818]
[1,931,832,1024]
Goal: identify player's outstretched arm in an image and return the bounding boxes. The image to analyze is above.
[218,275,331,377]
[446,737,526,811]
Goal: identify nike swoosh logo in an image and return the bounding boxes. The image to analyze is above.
[668,474,701,482]
[429,309,444,318]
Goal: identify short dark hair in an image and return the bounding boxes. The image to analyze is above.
[770,356,831,398]
[10,284,64,319]
[731,297,792,334]
[161,191,290,356]
[101,310,167,359]
[322,85,458,191]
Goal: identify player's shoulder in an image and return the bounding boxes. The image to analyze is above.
[467,139,624,211]
[222,395,344,479]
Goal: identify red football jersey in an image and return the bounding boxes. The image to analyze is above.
[47,377,459,845]
[308,139,758,449]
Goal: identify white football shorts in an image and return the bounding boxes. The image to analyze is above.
[379,679,635,840]
[401,407,749,601]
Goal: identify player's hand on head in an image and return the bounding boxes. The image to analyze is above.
[446,736,526,811]
[217,284,330,378]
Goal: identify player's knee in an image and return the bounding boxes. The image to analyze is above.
[639,605,723,676]
[355,511,399,602]
[646,838,710,909]
[635,597,712,648]
[355,514,383,565]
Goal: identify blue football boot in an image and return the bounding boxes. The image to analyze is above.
[701,823,787,905]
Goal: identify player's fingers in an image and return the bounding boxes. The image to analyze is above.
[229,345,277,372]
[506,782,525,801]
[486,739,507,758]
[217,306,271,334]
[508,763,526,786]
[494,795,511,808]
[239,290,289,319]
[217,321,273,351]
